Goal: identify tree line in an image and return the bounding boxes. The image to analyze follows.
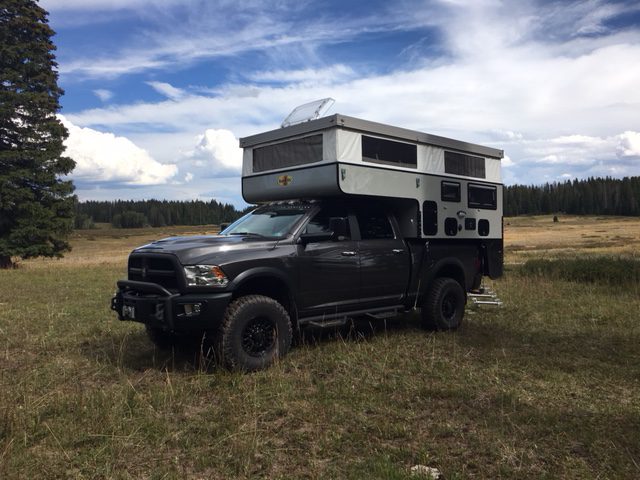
[74,175,640,230]
[75,199,248,229]
[504,176,640,216]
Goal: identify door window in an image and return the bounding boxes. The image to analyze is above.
[304,207,351,239]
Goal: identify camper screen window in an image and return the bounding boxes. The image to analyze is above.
[468,183,497,210]
[444,151,486,178]
[253,134,323,173]
[362,136,417,169]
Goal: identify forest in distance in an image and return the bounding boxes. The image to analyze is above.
[74,176,640,229]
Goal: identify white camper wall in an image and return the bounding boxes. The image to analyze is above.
[334,129,501,184]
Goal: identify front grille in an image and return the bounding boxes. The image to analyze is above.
[128,255,181,291]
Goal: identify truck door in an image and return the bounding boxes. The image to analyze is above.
[295,205,360,315]
[355,206,410,306]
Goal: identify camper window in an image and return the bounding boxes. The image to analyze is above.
[253,134,323,173]
[468,183,497,210]
[444,151,486,178]
[441,181,461,202]
[362,136,417,169]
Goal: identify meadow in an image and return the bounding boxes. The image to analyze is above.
[0,216,638,479]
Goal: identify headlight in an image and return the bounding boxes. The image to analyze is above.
[184,265,229,287]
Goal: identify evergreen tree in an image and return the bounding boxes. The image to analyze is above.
[0,0,75,268]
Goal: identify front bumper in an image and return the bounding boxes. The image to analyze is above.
[111,280,233,332]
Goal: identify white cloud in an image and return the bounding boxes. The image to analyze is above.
[147,81,186,100]
[58,0,640,196]
[187,129,243,174]
[41,0,185,11]
[184,172,194,183]
[250,65,356,84]
[60,115,178,185]
[54,0,436,80]
[502,154,514,167]
[93,89,113,102]
[616,131,640,158]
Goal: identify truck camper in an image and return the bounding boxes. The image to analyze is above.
[112,112,504,370]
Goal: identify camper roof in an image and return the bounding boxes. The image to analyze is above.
[239,114,503,160]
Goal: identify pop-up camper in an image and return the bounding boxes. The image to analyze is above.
[240,114,503,242]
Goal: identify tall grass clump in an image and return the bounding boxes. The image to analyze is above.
[521,255,640,286]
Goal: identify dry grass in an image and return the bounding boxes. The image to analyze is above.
[19,225,220,270]
[504,215,640,262]
[0,217,639,479]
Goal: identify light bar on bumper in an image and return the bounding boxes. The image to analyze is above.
[183,265,229,287]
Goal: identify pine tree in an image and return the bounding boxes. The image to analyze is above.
[0,0,75,268]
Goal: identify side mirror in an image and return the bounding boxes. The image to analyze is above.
[298,217,349,245]
[298,232,333,245]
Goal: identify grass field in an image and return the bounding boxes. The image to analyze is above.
[1,216,639,479]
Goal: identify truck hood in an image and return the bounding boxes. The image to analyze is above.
[133,235,280,265]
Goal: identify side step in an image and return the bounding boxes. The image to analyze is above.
[299,305,404,328]
[468,288,503,307]
[306,318,349,328]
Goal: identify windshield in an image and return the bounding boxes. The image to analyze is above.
[220,205,309,238]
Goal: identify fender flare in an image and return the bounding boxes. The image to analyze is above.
[419,257,468,299]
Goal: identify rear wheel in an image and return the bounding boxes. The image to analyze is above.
[421,277,466,330]
[218,295,292,371]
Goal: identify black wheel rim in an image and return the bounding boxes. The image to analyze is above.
[441,292,458,321]
[241,316,276,357]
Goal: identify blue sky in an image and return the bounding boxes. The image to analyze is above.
[41,0,640,208]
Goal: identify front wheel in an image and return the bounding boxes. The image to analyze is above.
[421,277,466,330]
[218,295,292,371]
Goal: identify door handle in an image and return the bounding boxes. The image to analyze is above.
[392,249,404,254]
[341,251,357,256]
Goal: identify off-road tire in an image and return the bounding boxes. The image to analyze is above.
[145,325,178,349]
[421,277,466,330]
[218,295,292,371]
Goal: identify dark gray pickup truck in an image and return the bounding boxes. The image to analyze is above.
[112,197,502,370]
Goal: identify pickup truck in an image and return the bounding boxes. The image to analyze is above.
[112,197,501,370]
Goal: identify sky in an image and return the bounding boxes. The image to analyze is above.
[40,0,640,208]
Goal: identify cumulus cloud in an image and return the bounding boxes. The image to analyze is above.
[186,129,243,174]
[60,115,178,185]
[616,131,640,158]
[502,154,514,167]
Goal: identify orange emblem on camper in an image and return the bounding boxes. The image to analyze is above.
[277,175,292,186]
